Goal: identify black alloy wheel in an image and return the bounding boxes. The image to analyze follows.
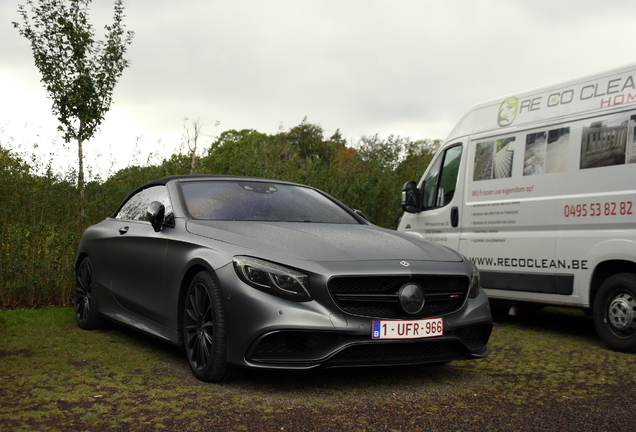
[593,272,636,353]
[74,257,105,330]
[183,271,241,382]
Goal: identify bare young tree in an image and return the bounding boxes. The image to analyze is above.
[14,0,134,213]
[181,117,204,174]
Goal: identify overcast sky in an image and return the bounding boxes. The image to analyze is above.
[1,0,635,179]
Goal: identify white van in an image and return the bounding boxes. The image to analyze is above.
[398,63,636,352]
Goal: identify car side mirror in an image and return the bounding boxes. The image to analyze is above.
[402,181,420,214]
[147,201,166,232]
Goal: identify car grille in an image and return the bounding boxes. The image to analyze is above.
[328,275,468,319]
[325,340,465,366]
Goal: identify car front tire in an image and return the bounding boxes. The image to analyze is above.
[74,257,106,330]
[593,273,636,352]
[183,271,241,382]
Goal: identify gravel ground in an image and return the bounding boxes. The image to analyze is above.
[7,384,635,432]
[5,357,636,432]
[3,306,636,431]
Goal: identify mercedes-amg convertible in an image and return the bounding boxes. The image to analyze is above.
[74,175,492,381]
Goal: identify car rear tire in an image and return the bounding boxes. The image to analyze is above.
[74,257,106,330]
[183,271,242,382]
[593,273,636,352]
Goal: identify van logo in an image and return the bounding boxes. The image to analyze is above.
[400,261,410,267]
[498,96,519,127]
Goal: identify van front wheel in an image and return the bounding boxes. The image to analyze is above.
[593,273,636,352]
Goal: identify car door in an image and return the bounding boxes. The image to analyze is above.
[107,185,172,324]
[413,143,464,251]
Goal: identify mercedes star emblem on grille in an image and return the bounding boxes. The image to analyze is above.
[398,283,425,315]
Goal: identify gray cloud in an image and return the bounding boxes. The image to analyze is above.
[3,0,636,173]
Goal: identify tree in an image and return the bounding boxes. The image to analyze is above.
[14,0,134,213]
[356,134,412,169]
[395,139,440,184]
[278,116,343,162]
[181,117,204,174]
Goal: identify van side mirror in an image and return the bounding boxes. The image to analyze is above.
[147,201,166,232]
[401,181,420,213]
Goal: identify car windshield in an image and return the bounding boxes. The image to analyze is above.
[180,181,359,224]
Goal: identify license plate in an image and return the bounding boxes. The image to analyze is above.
[372,317,443,340]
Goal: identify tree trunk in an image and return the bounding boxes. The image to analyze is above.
[77,131,85,217]
[190,148,196,174]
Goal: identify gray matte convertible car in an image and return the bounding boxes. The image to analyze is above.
[75,175,492,381]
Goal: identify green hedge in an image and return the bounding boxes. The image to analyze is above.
[0,121,438,307]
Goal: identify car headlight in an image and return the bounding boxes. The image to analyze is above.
[468,261,481,299]
[233,256,312,302]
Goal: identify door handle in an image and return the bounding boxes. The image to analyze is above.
[451,207,459,228]
[118,226,129,235]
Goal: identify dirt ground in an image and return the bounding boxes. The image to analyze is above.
[6,371,635,432]
[3,306,636,431]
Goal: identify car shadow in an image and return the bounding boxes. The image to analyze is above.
[489,301,598,341]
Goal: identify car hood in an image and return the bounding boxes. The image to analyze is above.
[186,221,462,262]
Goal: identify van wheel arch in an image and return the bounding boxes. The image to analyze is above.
[589,260,636,307]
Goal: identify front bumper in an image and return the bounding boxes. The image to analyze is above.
[245,323,491,369]
[217,259,493,370]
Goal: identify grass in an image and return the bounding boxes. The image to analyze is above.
[1,305,636,431]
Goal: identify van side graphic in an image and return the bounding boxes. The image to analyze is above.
[498,97,519,127]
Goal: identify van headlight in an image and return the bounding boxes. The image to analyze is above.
[468,261,481,299]
[233,256,312,302]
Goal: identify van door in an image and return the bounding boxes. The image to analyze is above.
[403,142,464,251]
[464,131,563,303]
